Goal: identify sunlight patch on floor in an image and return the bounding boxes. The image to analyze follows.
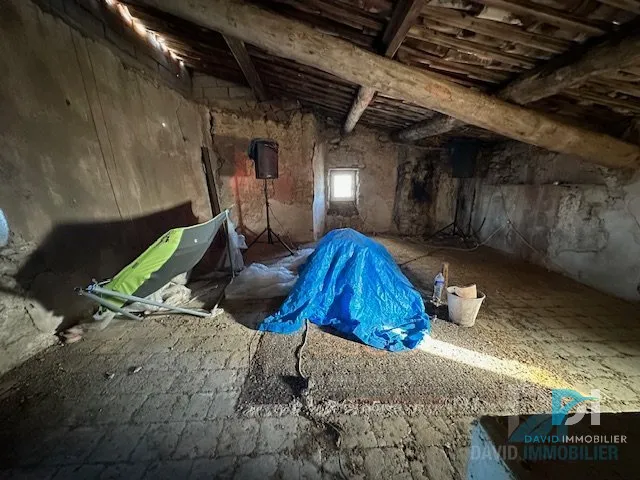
[417,337,572,390]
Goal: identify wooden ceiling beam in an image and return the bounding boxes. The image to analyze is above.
[223,35,268,101]
[419,6,572,54]
[392,114,460,142]
[380,0,425,58]
[473,0,606,35]
[127,0,640,169]
[499,24,640,105]
[342,0,424,134]
[394,19,640,145]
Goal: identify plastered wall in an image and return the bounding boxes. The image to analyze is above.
[210,107,320,244]
[466,141,640,301]
[325,127,402,234]
[0,0,212,373]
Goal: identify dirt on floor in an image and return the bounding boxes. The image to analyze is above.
[0,236,639,479]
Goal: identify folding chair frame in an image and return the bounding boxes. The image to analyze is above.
[77,210,237,321]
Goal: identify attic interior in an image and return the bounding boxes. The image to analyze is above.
[1,0,640,478]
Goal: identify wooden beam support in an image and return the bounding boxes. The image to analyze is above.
[473,0,606,35]
[128,0,640,169]
[342,0,423,134]
[392,115,461,142]
[395,20,640,144]
[223,35,268,101]
[499,26,640,105]
[343,87,376,134]
[380,0,425,58]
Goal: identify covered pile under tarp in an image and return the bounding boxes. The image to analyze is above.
[259,229,430,351]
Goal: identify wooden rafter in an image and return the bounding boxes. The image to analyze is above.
[418,6,572,54]
[223,35,268,101]
[392,114,460,142]
[342,0,423,134]
[394,19,640,143]
[127,0,640,169]
[473,0,606,35]
[380,0,425,58]
[500,24,640,105]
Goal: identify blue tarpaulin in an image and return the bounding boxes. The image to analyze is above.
[259,229,430,351]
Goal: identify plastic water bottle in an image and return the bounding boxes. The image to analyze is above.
[432,272,445,306]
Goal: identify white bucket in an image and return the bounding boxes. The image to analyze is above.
[446,286,485,327]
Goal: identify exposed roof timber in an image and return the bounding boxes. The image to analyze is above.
[398,46,510,83]
[342,0,423,134]
[596,0,640,15]
[126,0,640,168]
[406,28,538,69]
[418,6,572,54]
[472,0,607,35]
[392,114,461,142]
[343,87,377,133]
[223,35,268,101]
[394,17,640,144]
[380,0,425,57]
[499,20,640,104]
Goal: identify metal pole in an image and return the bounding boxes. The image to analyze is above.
[265,179,273,244]
[89,285,210,318]
[77,289,142,321]
[224,210,235,278]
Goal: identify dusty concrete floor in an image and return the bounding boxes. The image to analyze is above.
[1,236,639,479]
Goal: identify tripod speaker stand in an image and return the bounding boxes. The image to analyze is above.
[427,138,480,245]
[245,138,294,255]
[247,179,294,255]
[426,181,476,244]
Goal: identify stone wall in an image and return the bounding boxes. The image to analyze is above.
[466,141,640,301]
[393,147,459,236]
[0,0,212,374]
[325,128,402,234]
[210,107,321,244]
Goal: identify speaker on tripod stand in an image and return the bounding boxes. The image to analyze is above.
[246,139,294,255]
[427,138,479,244]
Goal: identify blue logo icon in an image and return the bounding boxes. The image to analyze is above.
[509,388,600,442]
[551,388,599,426]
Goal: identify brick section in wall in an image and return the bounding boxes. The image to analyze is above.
[193,73,305,124]
[33,0,192,96]
[192,73,256,103]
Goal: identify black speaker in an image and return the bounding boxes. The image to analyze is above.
[249,139,279,179]
[448,139,479,178]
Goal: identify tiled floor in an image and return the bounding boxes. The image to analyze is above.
[0,237,638,479]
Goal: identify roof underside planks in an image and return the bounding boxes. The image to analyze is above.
[123,0,640,163]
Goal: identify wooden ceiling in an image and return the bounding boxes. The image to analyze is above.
[126,0,640,143]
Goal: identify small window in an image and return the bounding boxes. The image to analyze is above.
[329,169,358,203]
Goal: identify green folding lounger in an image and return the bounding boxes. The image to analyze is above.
[77,209,234,321]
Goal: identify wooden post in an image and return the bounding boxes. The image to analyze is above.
[343,87,376,134]
[440,262,449,292]
[130,0,640,169]
[342,0,422,134]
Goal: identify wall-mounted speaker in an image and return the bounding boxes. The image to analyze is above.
[448,139,479,178]
[249,138,279,179]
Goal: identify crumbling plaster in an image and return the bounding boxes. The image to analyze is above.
[467,141,640,301]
